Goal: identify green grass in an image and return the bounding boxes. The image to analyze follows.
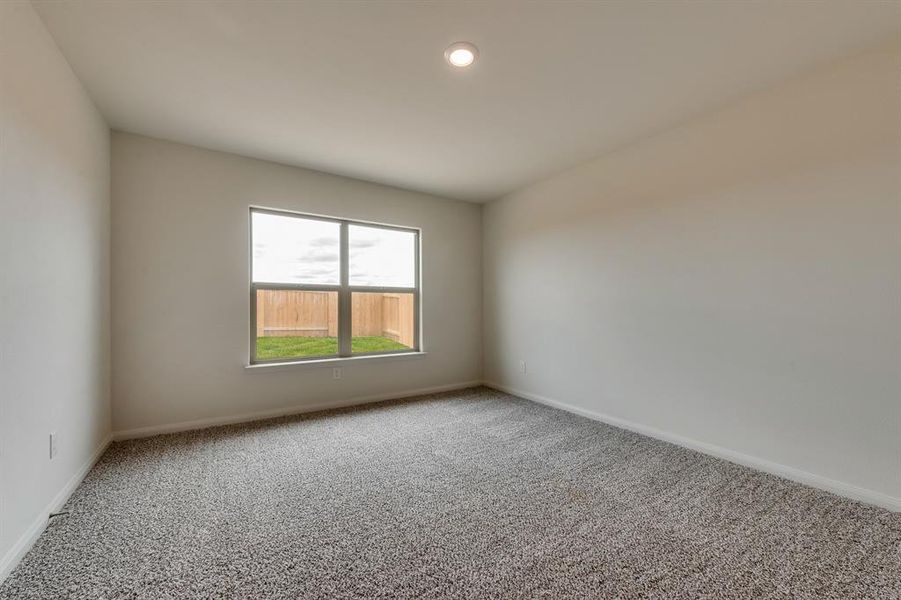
[350,336,409,354]
[256,336,408,360]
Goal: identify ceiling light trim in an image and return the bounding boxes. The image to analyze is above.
[444,41,479,68]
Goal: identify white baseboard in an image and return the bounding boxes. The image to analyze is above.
[0,434,113,584]
[113,380,484,441]
[484,381,901,513]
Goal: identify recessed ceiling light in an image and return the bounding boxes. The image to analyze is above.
[445,41,478,68]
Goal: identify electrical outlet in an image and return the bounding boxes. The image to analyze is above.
[333,367,342,380]
[520,360,527,374]
[49,432,58,460]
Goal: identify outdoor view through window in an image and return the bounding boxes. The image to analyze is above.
[251,209,418,362]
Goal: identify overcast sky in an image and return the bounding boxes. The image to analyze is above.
[252,212,414,287]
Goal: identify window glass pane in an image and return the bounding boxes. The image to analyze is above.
[349,225,415,287]
[255,290,338,359]
[351,292,415,353]
[252,212,340,284]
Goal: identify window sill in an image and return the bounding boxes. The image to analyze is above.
[244,351,427,372]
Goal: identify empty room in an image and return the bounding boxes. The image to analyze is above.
[1,0,899,597]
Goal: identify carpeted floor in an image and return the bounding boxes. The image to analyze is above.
[2,387,898,599]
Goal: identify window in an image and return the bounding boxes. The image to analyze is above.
[250,208,419,363]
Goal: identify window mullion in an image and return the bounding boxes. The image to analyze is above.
[338,221,351,357]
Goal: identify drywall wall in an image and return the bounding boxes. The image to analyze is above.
[0,1,111,576]
[483,41,901,506]
[111,133,482,434]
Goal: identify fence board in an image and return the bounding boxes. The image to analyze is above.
[256,289,414,347]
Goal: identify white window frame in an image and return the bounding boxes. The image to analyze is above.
[249,207,421,365]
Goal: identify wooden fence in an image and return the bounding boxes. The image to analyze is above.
[256,290,415,347]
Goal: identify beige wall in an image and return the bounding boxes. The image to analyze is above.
[111,133,482,434]
[483,42,901,505]
[0,2,111,574]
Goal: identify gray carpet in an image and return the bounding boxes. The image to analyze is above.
[2,387,898,599]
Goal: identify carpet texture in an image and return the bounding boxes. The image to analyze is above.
[2,387,898,599]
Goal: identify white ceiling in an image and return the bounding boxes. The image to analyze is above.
[33,1,900,202]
